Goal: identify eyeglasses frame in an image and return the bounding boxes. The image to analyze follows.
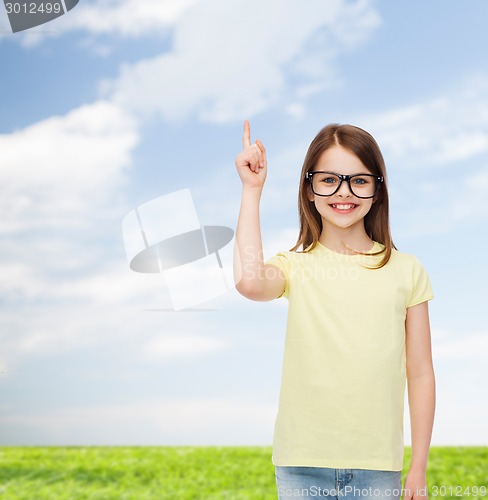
[306,170,384,199]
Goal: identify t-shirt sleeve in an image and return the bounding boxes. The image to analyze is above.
[408,256,434,307]
[264,252,290,299]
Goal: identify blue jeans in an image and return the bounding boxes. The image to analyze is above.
[275,466,402,499]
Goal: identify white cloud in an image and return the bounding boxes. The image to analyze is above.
[390,160,488,238]
[0,100,138,233]
[362,75,488,169]
[0,259,168,306]
[104,0,380,123]
[444,164,488,226]
[0,157,159,371]
[0,262,41,300]
[433,330,488,360]
[0,296,229,375]
[64,0,202,37]
[140,333,228,362]
[405,381,488,445]
[430,390,488,445]
[284,103,307,119]
[7,305,140,357]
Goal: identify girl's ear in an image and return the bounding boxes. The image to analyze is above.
[307,184,315,202]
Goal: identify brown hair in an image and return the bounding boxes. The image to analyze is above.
[290,123,396,268]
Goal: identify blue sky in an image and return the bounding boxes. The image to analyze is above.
[1,0,487,446]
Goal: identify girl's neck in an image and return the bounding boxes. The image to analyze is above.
[318,224,374,255]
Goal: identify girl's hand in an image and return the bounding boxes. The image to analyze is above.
[235,120,267,190]
[403,469,428,499]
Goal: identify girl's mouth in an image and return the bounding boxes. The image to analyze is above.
[328,203,359,214]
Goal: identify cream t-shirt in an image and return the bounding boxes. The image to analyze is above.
[264,241,434,471]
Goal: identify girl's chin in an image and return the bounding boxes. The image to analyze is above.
[320,213,365,229]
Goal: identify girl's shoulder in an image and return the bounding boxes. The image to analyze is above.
[388,247,432,279]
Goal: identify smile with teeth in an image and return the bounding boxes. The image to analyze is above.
[329,203,358,212]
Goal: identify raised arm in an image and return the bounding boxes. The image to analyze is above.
[233,120,286,301]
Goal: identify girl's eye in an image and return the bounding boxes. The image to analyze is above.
[352,176,371,185]
[322,176,338,184]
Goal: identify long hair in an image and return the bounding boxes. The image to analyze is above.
[290,123,396,269]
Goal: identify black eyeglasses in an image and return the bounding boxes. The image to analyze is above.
[306,171,383,199]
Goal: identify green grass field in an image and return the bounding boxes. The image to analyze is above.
[0,446,486,499]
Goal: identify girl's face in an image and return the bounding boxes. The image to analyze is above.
[307,144,375,233]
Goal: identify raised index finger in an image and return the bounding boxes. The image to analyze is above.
[242,119,251,149]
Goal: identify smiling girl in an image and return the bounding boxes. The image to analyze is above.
[233,121,435,500]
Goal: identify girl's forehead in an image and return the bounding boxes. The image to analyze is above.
[315,145,368,173]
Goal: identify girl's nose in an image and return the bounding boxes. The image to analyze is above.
[337,179,353,197]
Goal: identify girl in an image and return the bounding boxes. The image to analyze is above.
[233,120,435,500]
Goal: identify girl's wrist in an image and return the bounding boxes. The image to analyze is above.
[242,185,264,197]
[409,461,427,473]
